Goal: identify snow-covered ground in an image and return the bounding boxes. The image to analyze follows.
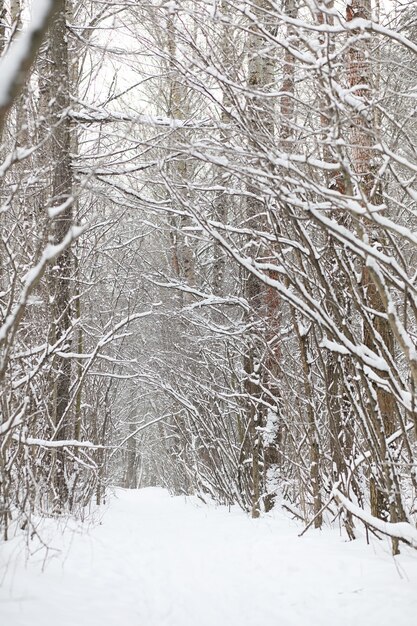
[1,488,417,626]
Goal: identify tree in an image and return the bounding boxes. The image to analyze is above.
[2,0,417,556]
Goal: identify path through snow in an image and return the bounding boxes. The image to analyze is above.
[1,488,417,626]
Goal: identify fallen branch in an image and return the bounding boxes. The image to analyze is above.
[333,488,417,550]
[281,502,306,522]
[299,492,336,537]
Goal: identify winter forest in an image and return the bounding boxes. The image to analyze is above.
[1,0,417,623]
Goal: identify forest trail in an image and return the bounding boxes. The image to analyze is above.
[1,488,417,626]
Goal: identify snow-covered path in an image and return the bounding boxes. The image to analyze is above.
[1,488,417,626]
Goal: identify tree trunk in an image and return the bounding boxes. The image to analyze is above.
[347,0,404,552]
[46,1,74,508]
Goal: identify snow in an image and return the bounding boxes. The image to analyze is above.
[1,488,417,626]
[10,435,103,449]
[0,226,84,345]
[0,0,53,108]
